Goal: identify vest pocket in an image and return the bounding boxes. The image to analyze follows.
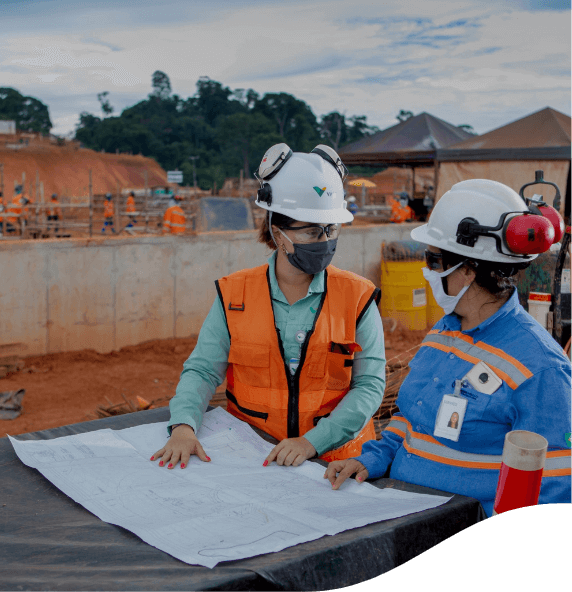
[228,342,271,388]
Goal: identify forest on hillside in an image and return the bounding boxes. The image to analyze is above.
[2,72,383,190]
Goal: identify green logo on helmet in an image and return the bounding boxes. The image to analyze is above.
[313,186,326,197]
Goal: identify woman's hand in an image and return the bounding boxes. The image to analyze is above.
[323,459,368,490]
[150,424,210,469]
[263,437,316,467]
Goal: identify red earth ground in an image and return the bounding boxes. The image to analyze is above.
[0,326,427,439]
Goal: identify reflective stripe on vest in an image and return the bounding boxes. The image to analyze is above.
[164,206,185,234]
[385,415,571,475]
[217,264,380,461]
[421,330,533,390]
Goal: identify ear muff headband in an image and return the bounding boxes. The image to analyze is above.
[456,210,556,257]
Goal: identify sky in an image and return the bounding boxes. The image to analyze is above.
[1,0,570,138]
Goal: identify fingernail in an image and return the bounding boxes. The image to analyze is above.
[181,463,186,468]
[206,456,211,462]
[357,476,362,482]
[150,456,154,461]
[168,463,173,469]
[159,461,164,466]
[263,460,268,467]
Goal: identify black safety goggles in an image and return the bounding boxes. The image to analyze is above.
[424,250,444,271]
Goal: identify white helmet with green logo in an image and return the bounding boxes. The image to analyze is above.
[255,143,353,224]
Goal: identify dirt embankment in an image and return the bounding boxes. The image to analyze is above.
[0,138,167,201]
[0,326,427,438]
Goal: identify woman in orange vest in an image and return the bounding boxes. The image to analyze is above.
[162,195,186,234]
[152,144,386,471]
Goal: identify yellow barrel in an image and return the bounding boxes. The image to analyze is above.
[425,283,444,328]
[380,259,427,330]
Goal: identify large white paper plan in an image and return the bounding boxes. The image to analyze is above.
[9,407,451,568]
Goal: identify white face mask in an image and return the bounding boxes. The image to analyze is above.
[422,261,471,315]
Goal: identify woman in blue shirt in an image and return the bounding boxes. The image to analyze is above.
[325,179,571,516]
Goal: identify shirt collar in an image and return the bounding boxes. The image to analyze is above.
[267,251,325,303]
[441,287,520,335]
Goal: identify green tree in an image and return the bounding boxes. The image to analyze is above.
[0,87,52,134]
[216,112,280,178]
[97,91,114,117]
[253,92,320,150]
[396,110,414,122]
[151,71,172,99]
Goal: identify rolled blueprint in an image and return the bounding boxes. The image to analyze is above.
[493,430,547,515]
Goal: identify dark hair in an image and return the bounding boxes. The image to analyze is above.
[258,211,297,250]
[441,249,530,299]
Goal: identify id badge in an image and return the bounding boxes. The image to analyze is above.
[433,394,467,442]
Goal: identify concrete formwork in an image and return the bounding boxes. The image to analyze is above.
[0,223,421,355]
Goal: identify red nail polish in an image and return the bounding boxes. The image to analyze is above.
[206,456,211,461]
[159,461,164,466]
[168,463,173,469]
[150,456,154,461]
[263,460,268,467]
[181,463,186,468]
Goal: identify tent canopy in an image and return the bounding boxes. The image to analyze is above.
[339,112,474,167]
[437,107,571,162]
[435,107,571,213]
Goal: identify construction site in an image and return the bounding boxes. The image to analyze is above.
[0,102,571,590]
[1,107,571,437]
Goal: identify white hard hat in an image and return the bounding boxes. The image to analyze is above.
[411,179,543,263]
[347,196,357,203]
[255,143,353,224]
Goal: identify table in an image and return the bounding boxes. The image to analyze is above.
[0,408,485,591]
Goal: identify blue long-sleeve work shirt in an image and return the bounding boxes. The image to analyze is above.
[169,252,386,455]
[355,288,571,516]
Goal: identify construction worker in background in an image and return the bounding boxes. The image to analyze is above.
[325,179,571,516]
[346,195,358,221]
[162,194,186,234]
[47,193,62,234]
[126,191,137,228]
[5,185,24,235]
[390,191,413,223]
[102,193,115,234]
[151,143,385,471]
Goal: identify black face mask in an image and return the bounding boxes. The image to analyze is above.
[286,239,338,275]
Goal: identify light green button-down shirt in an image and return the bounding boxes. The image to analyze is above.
[169,252,386,455]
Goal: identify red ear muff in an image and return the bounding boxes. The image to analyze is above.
[537,204,564,243]
[503,214,555,254]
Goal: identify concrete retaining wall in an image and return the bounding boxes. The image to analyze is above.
[0,223,421,355]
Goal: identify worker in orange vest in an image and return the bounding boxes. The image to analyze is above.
[126,191,137,228]
[390,192,413,223]
[150,143,385,472]
[5,185,25,234]
[47,193,62,234]
[162,194,186,234]
[102,193,115,233]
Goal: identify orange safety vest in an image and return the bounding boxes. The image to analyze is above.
[126,195,136,213]
[162,205,186,234]
[48,199,61,217]
[390,198,413,223]
[104,200,114,218]
[217,264,380,462]
[6,196,22,225]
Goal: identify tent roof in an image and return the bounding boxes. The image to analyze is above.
[339,112,474,166]
[437,107,571,162]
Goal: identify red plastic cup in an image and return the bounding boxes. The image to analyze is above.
[493,430,548,515]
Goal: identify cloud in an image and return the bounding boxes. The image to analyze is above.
[0,0,568,137]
